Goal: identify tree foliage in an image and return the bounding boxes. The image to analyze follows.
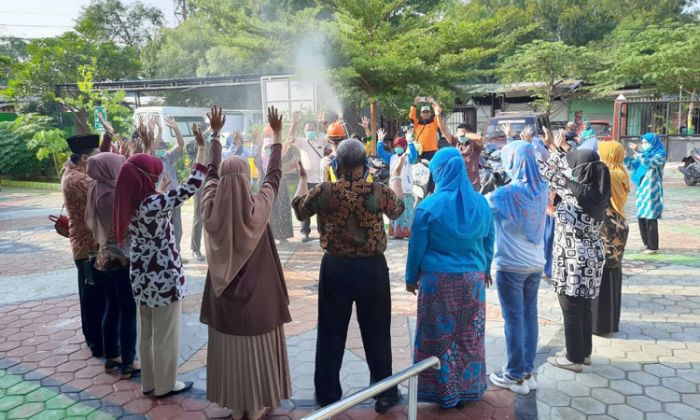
[499,40,595,113]
[76,0,164,48]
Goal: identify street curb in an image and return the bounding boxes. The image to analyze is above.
[0,179,61,191]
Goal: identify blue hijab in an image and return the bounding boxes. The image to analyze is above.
[419,148,490,239]
[628,133,666,187]
[488,141,548,243]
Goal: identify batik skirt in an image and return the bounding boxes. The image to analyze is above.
[389,193,415,239]
[414,271,487,408]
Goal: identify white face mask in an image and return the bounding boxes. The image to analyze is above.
[641,142,651,151]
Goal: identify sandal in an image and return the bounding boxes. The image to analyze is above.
[556,350,591,366]
[547,356,583,373]
[247,407,270,420]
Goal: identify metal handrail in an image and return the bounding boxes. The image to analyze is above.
[301,356,440,420]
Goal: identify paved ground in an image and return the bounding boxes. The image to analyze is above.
[0,165,699,420]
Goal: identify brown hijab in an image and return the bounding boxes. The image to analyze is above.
[202,155,277,297]
[85,153,126,244]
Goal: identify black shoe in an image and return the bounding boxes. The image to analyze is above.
[302,234,312,243]
[156,381,193,399]
[375,394,401,414]
[121,366,141,379]
[104,359,121,373]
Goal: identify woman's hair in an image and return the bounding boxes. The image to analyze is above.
[336,138,367,172]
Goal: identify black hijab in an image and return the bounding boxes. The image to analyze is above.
[565,149,611,222]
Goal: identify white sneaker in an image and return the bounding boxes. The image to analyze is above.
[490,369,530,395]
[525,373,538,390]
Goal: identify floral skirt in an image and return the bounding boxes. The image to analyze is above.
[414,271,486,408]
[389,193,415,239]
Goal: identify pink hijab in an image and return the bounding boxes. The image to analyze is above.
[85,153,126,244]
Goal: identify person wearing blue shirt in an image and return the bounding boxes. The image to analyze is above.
[376,130,418,165]
[405,147,494,409]
[485,141,548,395]
[377,128,418,238]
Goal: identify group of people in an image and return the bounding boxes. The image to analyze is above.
[61,97,668,417]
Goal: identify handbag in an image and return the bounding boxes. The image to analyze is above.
[49,206,70,238]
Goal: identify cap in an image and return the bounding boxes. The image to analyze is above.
[66,134,99,155]
[420,105,432,113]
[393,136,407,148]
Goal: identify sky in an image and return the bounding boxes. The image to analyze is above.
[0,0,176,39]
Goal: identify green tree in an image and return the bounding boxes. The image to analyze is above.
[76,0,164,48]
[498,40,595,114]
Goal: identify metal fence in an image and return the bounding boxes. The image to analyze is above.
[620,98,700,139]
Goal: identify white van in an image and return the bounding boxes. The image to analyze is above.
[220,109,264,141]
[133,106,210,145]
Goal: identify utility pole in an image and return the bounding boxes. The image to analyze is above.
[174,0,187,24]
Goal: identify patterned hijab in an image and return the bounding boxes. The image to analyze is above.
[85,153,126,244]
[113,153,163,244]
[419,147,490,239]
[598,141,630,219]
[629,133,667,187]
[489,141,548,243]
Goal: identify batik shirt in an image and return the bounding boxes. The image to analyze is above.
[128,164,207,307]
[292,176,405,257]
[538,152,605,299]
[61,162,97,261]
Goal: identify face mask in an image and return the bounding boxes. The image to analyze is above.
[641,143,651,151]
[305,131,316,140]
[156,149,167,159]
[394,147,405,155]
[457,136,469,145]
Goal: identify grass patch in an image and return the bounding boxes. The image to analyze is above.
[625,251,700,268]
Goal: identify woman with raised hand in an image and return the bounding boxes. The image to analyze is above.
[625,133,666,254]
[486,140,548,395]
[592,141,630,335]
[539,130,611,372]
[200,107,292,420]
[406,147,494,409]
[85,152,140,379]
[112,118,208,398]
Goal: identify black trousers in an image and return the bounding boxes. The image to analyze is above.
[75,259,106,357]
[558,294,592,364]
[96,267,138,367]
[301,182,318,236]
[315,254,398,405]
[591,267,622,336]
[638,218,659,251]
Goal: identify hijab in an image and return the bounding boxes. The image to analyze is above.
[630,132,667,187]
[202,155,276,297]
[598,141,630,219]
[419,147,490,239]
[566,149,611,222]
[113,153,163,244]
[489,141,548,243]
[85,153,126,244]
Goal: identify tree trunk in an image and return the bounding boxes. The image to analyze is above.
[688,90,696,134]
[370,100,378,156]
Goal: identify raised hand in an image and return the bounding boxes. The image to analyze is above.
[164,116,178,130]
[267,106,284,143]
[405,127,415,142]
[520,126,534,142]
[501,122,513,138]
[207,106,226,135]
[118,138,130,157]
[192,123,206,148]
[67,105,89,135]
[377,128,387,141]
[432,101,443,115]
[554,129,570,152]
[158,171,171,193]
[629,142,638,152]
[136,120,154,153]
[291,111,302,125]
[392,153,408,177]
[359,115,370,130]
[97,113,114,134]
[543,127,554,148]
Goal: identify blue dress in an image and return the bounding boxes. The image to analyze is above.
[625,152,665,219]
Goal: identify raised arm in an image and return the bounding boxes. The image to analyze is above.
[376,128,393,164]
[165,116,185,154]
[359,116,371,138]
[433,102,453,144]
[287,111,301,145]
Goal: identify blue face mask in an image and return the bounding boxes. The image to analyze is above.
[156,149,167,159]
[457,136,469,145]
[306,131,317,140]
[394,147,405,155]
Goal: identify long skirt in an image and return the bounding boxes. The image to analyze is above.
[207,325,292,412]
[414,271,487,408]
[591,266,623,335]
[270,179,294,240]
[389,193,415,239]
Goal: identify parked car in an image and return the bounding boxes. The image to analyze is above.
[133,106,209,146]
[484,112,551,147]
[589,120,613,141]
